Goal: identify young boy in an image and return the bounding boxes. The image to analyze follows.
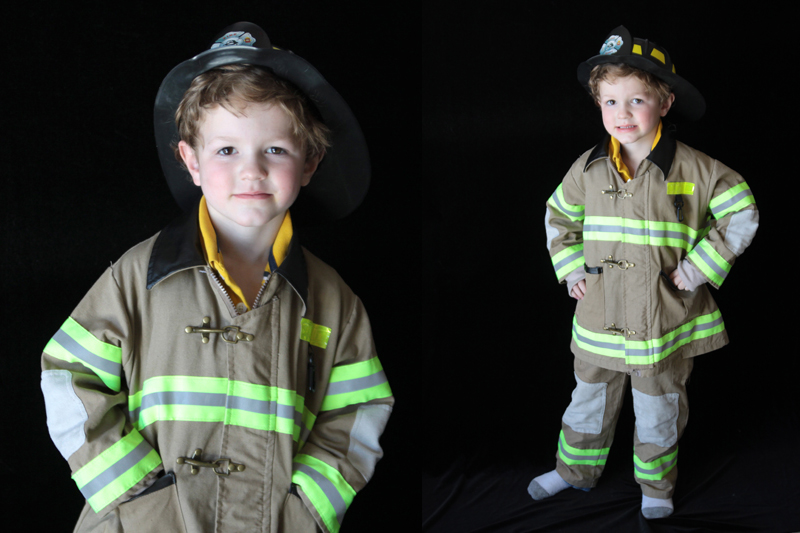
[530,26,757,519]
[40,22,393,533]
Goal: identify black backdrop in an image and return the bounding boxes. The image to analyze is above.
[421,3,798,533]
[5,2,799,532]
[5,2,416,532]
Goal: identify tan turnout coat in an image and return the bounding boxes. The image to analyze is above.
[41,205,393,532]
[545,132,758,377]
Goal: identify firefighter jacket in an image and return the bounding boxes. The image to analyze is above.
[545,131,757,377]
[40,203,394,533]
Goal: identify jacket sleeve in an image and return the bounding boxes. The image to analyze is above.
[684,161,758,289]
[292,297,393,533]
[545,160,587,284]
[41,267,163,515]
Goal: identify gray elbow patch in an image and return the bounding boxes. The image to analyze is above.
[632,389,679,448]
[41,370,88,460]
[562,373,607,435]
[545,207,559,252]
[723,209,759,256]
[347,404,392,482]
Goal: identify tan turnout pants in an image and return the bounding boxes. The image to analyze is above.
[555,355,693,499]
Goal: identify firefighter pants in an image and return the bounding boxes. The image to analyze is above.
[555,355,693,499]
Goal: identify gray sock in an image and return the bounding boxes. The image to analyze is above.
[527,470,570,500]
[641,494,673,519]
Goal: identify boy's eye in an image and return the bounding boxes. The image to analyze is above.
[218,147,236,155]
[605,100,616,106]
[632,98,643,104]
[266,147,286,155]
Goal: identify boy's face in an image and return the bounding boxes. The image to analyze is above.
[597,75,674,151]
[179,102,319,232]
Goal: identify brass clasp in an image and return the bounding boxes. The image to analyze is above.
[599,255,635,270]
[177,449,246,476]
[603,323,636,337]
[601,186,632,199]
[185,317,255,344]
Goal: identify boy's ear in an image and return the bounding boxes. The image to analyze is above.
[301,150,324,187]
[660,93,676,117]
[178,140,201,185]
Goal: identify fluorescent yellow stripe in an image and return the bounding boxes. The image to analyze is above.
[329,357,383,382]
[293,454,356,533]
[301,318,332,348]
[321,381,393,411]
[667,182,695,195]
[129,376,310,440]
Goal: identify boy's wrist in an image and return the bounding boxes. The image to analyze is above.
[565,266,586,296]
[676,260,705,291]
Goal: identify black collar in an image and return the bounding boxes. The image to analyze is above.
[146,201,308,308]
[584,127,677,179]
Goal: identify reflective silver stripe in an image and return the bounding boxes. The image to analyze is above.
[554,250,584,273]
[293,462,347,526]
[550,192,584,219]
[625,316,723,356]
[572,326,622,354]
[558,438,608,463]
[52,329,121,376]
[327,370,387,396]
[79,439,153,500]
[573,316,724,358]
[132,391,302,420]
[711,188,752,218]
[635,456,677,475]
[583,224,696,247]
[130,391,226,421]
[227,395,275,414]
[693,246,729,280]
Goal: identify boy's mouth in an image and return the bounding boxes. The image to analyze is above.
[235,193,272,199]
[617,125,637,131]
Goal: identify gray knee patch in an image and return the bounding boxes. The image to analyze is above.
[562,373,607,435]
[632,389,679,448]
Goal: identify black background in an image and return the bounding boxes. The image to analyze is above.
[6,2,416,531]
[4,1,799,532]
[421,3,798,532]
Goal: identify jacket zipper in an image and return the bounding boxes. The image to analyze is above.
[251,276,270,309]
[207,269,272,316]
[207,269,239,316]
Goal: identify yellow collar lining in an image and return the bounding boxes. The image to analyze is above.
[197,196,293,310]
[609,120,662,182]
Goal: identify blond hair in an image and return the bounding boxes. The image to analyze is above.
[588,63,672,105]
[173,64,330,164]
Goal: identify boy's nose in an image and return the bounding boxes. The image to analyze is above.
[241,157,268,180]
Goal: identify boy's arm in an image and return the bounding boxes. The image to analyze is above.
[682,162,758,290]
[41,267,163,516]
[545,165,587,295]
[292,296,393,533]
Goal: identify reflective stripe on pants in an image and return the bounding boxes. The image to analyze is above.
[555,355,693,498]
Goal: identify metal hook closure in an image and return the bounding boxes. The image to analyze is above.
[177,449,246,476]
[604,323,636,337]
[599,255,635,270]
[601,186,632,199]
[185,317,255,344]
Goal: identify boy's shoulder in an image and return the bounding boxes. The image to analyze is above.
[301,245,360,311]
[106,231,163,290]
